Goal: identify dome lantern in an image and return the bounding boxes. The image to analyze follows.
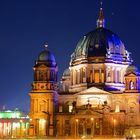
[96,0,105,28]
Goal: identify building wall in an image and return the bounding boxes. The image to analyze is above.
[54,92,140,137]
[0,110,29,138]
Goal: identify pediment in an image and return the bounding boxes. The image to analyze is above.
[125,72,137,77]
[76,87,111,95]
[38,64,47,68]
[40,64,47,67]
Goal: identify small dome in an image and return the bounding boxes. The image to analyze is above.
[35,44,57,67]
[38,50,56,62]
[126,65,139,75]
[63,68,70,77]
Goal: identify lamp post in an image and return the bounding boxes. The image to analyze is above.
[23,128,26,137]
[91,118,94,138]
[113,119,116,136]
[75,119,79,139]
[20,119,23,138]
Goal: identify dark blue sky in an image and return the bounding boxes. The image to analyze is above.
[0,0,140,112]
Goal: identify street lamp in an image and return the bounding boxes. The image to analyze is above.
[20,119,23,138]
[113,119,116,136]
[75,119,79,138]
[23,128,26,137]
[91,118,94,138]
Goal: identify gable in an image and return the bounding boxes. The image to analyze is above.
[125,72,137,77]
[77,87,111,95]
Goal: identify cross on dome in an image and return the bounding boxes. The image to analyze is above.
[44,42,48,50]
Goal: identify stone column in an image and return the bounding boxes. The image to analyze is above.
[71,70,73,85]
[111,68,114,83]
[34,99,38,113]
[49,98,54,136]
[99,119,102,135]
[92,68,94,82]
[36,119,39,136]
[77,70,80,84]
[73,70,75,85]
[99,69,102,83]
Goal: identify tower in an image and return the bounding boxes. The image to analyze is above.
[124,65,140,129]
[28,44,58,137]
[125,65,140,93]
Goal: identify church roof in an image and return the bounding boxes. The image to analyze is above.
[35,44,57,67]
[63,68,70,77]
[126,65,139,76]
[70,27,131,65]
[38,50,56,62]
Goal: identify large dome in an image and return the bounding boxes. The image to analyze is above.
[70,27,132,66]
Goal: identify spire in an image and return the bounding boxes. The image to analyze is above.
[96,0,105,28]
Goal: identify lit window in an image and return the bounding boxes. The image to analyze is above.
[130,107,134,113]
[69,105,73,113]
[115,104,120,113]
[59,106,63,113]
[130,81,134,90]
[95,44,99,48]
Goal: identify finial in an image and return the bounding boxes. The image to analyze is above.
[88,99,90,104]
[100,0,103,9]
[96,0,105,28]
[44,42,48,50]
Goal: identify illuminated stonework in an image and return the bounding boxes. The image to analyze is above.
[28,44,58,136]
[28,2,140,138]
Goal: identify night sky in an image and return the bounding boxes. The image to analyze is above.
[0,0,140,113]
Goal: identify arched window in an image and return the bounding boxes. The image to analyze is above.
[90,70,93,83]
[39,100,47,112]
[129,102,136,113]
[115,104,120,113]
[95,70,99,83]
[83,69,86,83]
[115,101,121,112]
[129,81,134,90]
[59,105,63,113]
[65,101,73,113]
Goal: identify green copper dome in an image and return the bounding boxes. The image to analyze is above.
[63,68,70,77]
[126,65,139,75]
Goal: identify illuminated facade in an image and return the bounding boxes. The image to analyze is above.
[28,1,140,138]
[0,109,29,138]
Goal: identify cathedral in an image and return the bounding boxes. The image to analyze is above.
[28,1,140,138]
